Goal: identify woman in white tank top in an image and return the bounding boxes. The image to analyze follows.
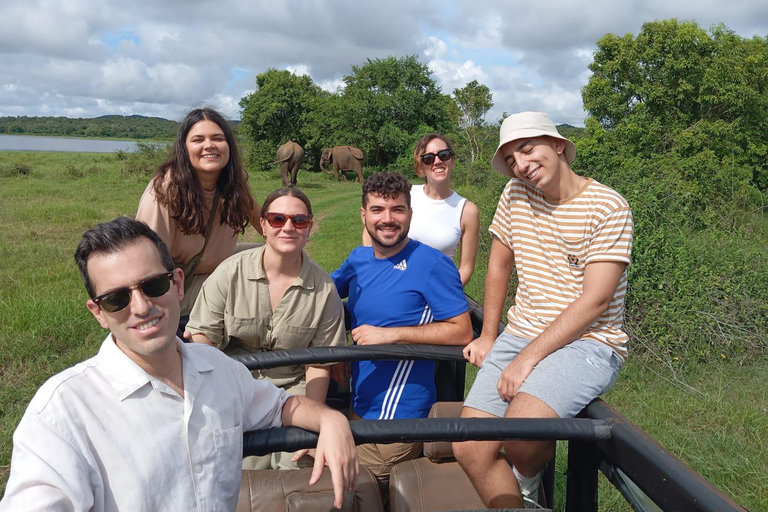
[362,134,479,286]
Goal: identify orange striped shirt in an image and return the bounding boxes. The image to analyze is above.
[490,178,633,358]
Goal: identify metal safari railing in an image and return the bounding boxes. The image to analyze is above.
[233,345,746,512]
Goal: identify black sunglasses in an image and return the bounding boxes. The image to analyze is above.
[263,212,313,229]
[419,149,453,166]
[92,272,174,313]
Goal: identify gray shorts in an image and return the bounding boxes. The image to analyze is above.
[464,331,623,418]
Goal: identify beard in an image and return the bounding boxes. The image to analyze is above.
[367,222,408,250]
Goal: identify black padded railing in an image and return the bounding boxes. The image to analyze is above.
[243,417,612,456]
[231,344,466,370]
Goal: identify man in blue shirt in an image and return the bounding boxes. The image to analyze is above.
[332,171,472,495]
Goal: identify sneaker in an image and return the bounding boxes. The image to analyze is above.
[521,484,546,509]
[515,470,545,509]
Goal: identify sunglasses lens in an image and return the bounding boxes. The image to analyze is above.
[420,154,436,165]
[95,273,172,313]
[437,149,453,161]
[265,213,311,228]
[265,213,288,228]
[140,274,172,298]
[98,291,131,313]
[291,215,312,228]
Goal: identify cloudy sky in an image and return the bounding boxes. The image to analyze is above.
[1,0,767,126]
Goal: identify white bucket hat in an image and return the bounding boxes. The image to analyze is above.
[491,111,576,176]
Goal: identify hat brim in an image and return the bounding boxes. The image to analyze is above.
[491,130,576,177]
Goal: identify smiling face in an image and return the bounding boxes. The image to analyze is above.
[418,138,455,185]
[260,195,311,256]
[362,192,411,258]
[185,119,230,178]
[500,136,567,199]
[85,238,183,364]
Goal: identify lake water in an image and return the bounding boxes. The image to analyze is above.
[0,134,139,153]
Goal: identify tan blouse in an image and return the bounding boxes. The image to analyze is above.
[136,178,240,275]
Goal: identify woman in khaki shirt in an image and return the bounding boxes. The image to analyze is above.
[186,187,347,469]
[136,108,262,321]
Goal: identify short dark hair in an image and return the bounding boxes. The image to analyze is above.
[74,217,174,298]
[362,172,411,208]
[262,187,312,215]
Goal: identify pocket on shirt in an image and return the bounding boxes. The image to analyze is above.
[276,323,318,349]
[561,236,588,272]
[224,314,267,350]
[214,423,244,499]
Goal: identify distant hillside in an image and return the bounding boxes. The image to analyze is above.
[556,124,586,140]
[0,115,179,141]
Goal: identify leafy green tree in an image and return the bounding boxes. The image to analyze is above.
[579,19,768,364]
[453,80,493,163]
[583,19,768,192]
[332,55,454,168]
[238,69,326,168]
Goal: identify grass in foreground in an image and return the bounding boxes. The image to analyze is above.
[1,152,765,511]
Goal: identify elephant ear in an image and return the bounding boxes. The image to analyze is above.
[350,147,364,160]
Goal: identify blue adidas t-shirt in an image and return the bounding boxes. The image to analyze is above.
[332,239,468,419]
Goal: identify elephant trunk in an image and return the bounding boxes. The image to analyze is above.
[320,156,332,175]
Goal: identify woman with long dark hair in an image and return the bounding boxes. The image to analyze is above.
[136,107,262,317]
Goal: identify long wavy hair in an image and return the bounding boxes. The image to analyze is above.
[151,108,255,236]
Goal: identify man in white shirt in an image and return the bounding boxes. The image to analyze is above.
[1,217,357,511]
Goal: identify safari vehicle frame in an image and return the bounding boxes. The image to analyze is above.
[233,297,747,512]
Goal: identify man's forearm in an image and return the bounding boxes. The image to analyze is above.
[518,261,627,364]
[281,395,343,430]
[384,312,472,346]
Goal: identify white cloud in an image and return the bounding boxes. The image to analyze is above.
[0,0,767,124]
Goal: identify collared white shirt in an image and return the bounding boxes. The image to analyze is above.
[1,335,288,511]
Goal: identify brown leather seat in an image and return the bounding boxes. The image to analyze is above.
[389,402,547,512]
[389,402,486,512]
[236,466,384,512]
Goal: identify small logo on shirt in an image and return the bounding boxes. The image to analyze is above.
[393,259,407,271]
[567,254,581,268]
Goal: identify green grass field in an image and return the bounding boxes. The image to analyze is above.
[0,151,765,510]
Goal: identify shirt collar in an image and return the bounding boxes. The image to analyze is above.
[96,334,213,400]
[247,244,315,290]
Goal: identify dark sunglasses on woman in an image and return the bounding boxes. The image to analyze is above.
[263,212,313,229]
[92,271,175,313]
[419,149,453,166]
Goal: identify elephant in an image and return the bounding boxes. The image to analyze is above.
[276,141,304,187]
[320,146,364,182]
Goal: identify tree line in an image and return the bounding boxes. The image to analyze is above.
[0,115,179,140]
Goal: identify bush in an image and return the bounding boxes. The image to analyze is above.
[0,161,33,177]
[119,142,169,177]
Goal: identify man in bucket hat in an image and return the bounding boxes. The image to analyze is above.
[453,112,634,509]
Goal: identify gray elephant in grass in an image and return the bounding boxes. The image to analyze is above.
[276,141,304,187]
[320,146,364,182]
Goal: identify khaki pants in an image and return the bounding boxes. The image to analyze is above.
[352,414,423,500]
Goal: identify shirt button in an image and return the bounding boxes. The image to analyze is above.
[267,325,272,331]
[194,464,203,473]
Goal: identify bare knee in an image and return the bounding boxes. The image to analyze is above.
[454,440,501,472]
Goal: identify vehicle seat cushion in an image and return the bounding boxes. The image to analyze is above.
[389,457,484,512]
[237,466,384,512]
[423,401,464,462]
